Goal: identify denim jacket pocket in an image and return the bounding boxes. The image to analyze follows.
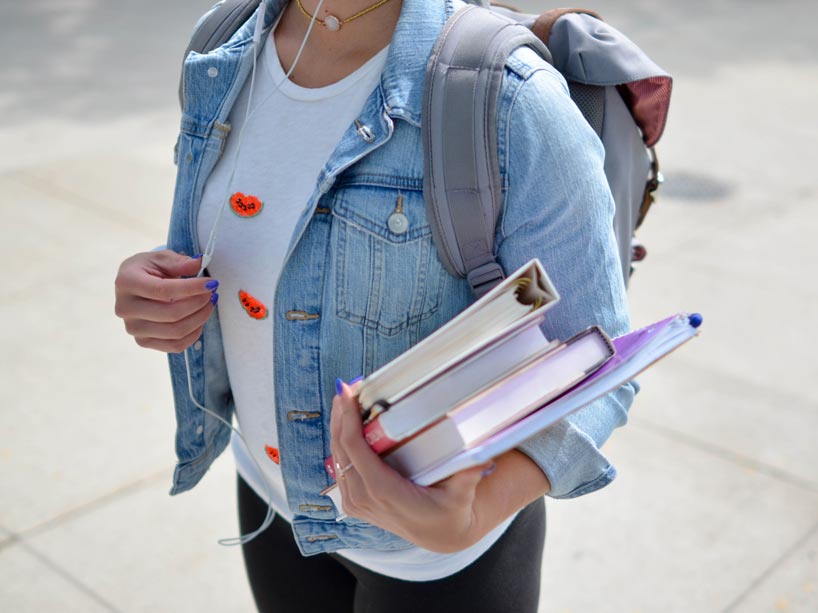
[330,181,447,337]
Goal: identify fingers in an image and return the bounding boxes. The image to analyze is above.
[118,292,213,325]
[330,383,354,478]
[328,379,492,543]
[337,462,368,519]
[115,250,215,303]
[150,249,206,278]
[332,381,397,488]
[134,326,206,354]
[329,378,364,459]
[125,297,214,340]
[115,251,220,353]
[330,381,385,518]
[330,385,358,515]
[118,272,216,303]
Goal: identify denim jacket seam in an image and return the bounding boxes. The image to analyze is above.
[380,82,421,128]
[548,464,617,500]
[211,52,247,133]
[335,173,423,190]
[169,446,221,495]
[498,65,545,244]
[331,208,432,242]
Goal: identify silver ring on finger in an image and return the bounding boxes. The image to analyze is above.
[335,461,354,480]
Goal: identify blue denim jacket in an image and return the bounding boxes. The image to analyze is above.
[167,0,637,555]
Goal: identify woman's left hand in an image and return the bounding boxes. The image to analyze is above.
[330,380,494,554]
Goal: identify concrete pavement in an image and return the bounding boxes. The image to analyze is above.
[1,0,816,611]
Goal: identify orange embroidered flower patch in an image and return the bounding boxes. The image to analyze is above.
[265,445,280,464]
[230,192,263,217]
[239,290,268,320]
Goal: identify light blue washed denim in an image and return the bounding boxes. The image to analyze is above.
[166,0,638,555]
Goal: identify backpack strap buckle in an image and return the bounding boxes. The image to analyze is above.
[637,147,663,229]
[467,261,506,298]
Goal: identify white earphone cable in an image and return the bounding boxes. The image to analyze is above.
[199,0,325,275]
[187,0,327,547]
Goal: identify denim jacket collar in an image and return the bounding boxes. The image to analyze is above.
[378,0,450,126]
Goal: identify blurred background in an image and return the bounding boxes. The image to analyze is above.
[1,0,816,611]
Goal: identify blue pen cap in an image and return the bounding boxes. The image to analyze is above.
[688,313,703,328]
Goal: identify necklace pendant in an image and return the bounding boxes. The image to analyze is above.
[323,14,342,31]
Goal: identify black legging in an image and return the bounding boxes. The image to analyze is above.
[238,475,546,613]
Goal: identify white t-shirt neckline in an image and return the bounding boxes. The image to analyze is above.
[265,31,390,102]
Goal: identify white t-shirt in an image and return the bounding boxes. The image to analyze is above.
[197,29,513,581]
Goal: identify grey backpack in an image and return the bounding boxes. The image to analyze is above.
[181,0,672,297]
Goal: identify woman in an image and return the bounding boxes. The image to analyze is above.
[114,0,635,610]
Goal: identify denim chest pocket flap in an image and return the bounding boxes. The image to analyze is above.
[330,176,448,337]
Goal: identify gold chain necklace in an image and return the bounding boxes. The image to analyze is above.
[295,0,395,32]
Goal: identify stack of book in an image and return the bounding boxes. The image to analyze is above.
[321,258,701,500]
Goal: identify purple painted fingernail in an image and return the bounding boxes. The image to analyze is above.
[335,378,344,395]
[211,292,219,305]
[193,254,204,259]
[205,280,219,291]
[350,375,363,385]
[481,462,497,478]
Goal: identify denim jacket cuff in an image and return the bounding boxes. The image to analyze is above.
[516,419,617,499]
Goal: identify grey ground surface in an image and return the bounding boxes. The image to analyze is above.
[1,1,816,611]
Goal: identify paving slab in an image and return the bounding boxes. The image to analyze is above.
[632,361,818,492]
[626,189,818,488]
[27,457,255,613]
[0,539,115,612]
[633,189,817,298]
[10,150,177,242]
[725,523,818,613]
[0,177,180,534]
[0,0,197,172]
[658,63,818,194]
[0,110,180,176]
[0,525,15,549]
[539,425,818,613]
[0,175,158,298]
[628,218,818,409]
[565,0,818,79]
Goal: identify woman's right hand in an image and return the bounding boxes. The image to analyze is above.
[114,250,219,353]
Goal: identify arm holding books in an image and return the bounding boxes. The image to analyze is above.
[326,58,643,550]
[330,381,551,553]
[495,61,637,498]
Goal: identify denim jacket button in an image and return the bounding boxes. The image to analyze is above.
[207,66,219,78]
[387,212,409,234]
[195,425,204,435]
[193,340,203,351]
[357,123,375,143]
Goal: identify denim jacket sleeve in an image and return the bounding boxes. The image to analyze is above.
[495,55,639,499]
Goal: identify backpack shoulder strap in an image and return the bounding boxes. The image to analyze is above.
[178,0,259,108]
[422,5,549,298]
